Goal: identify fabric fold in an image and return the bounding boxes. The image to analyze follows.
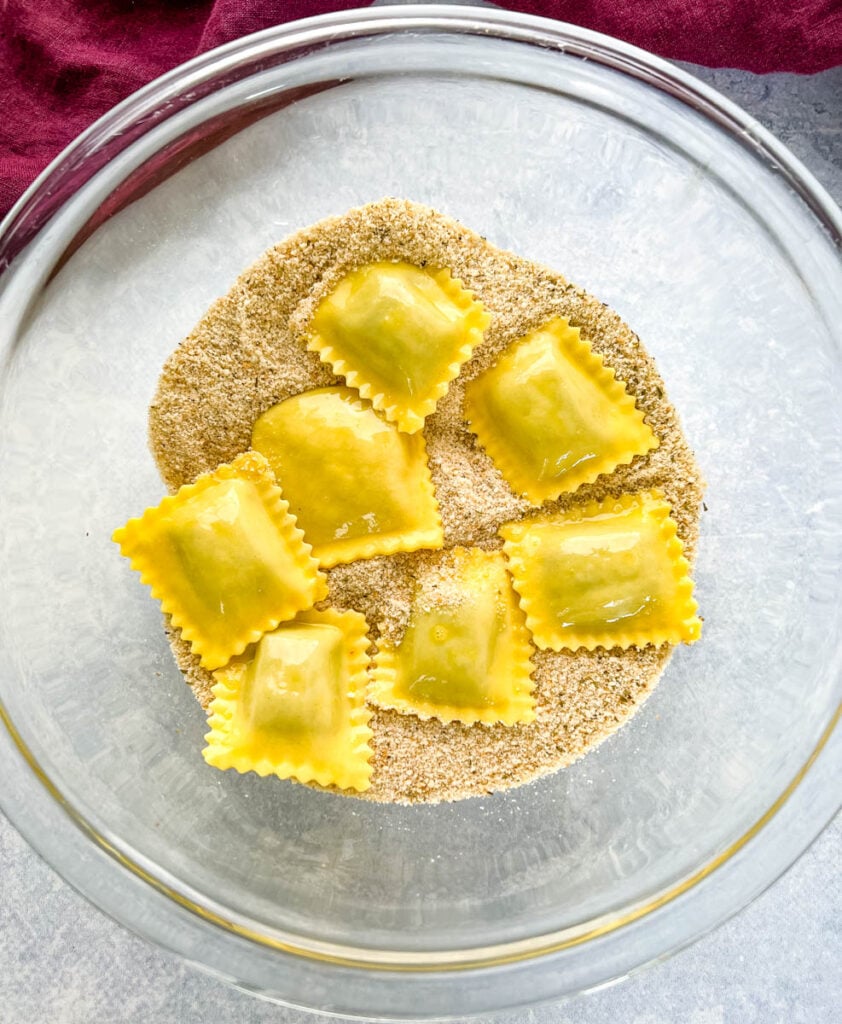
[1,0,839,217]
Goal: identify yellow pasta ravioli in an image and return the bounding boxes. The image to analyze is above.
[370,548,535,726]
[500,491,701,651]
[113,451,326,670]
[251,387,443,567]
[465,317,658,503]
[203,608,374,791]
[306,261,489,433]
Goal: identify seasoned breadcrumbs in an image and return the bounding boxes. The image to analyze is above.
[150,198,703,804]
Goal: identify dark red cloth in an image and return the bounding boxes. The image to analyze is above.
[1,0,840,219]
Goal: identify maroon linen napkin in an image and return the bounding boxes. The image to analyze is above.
[1,0,840,219]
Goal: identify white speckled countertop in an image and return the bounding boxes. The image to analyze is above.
[1,48,840,1024]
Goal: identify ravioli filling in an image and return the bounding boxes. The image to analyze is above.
[251,387,442,567]
[466,317,658,503]
[204,609,373,791]
[501,491,701,651]
[307,261,489,432]
[371,549,535,726]
[113,452,325,670]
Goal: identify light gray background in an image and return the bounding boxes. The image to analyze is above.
[1,35,840,1024]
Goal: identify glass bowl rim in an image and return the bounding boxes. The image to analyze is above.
[0,4,840,1015]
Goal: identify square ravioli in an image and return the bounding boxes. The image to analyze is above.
[370,548,535,726]
[203,608,373,791]
[113,452,326,670]
[306,261,489,433]
[500,490,701,651]
[465,317,658,503]
[251,387,443,567]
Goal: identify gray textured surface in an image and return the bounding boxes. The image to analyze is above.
[1,54,840,1024]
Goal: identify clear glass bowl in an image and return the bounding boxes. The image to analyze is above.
[0,6,840,1019]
